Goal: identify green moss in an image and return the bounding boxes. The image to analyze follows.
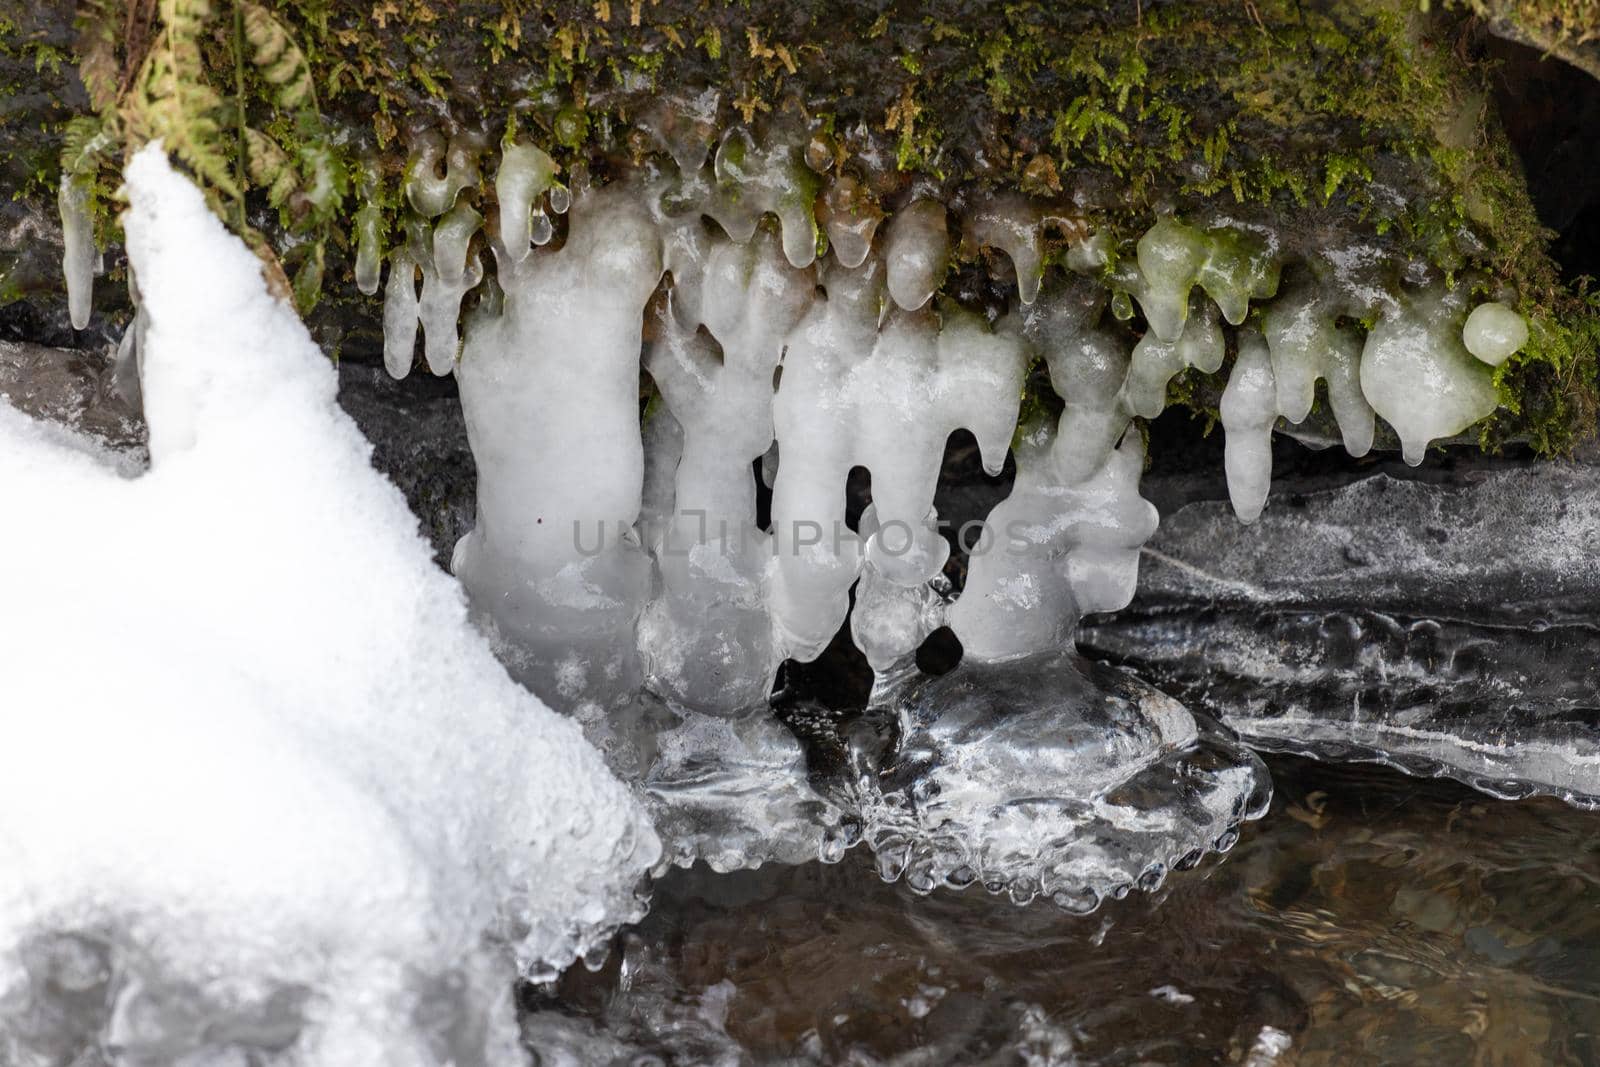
[30,0,1600,453]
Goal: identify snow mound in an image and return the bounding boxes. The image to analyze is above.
[0,146,659,1067]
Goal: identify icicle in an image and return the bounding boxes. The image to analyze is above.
[494,142,557,263]
[352,163,384,296]
[415,210,482,376]
[1132,218,1208,342]
[847,305,1027,669]
[1121,296,1223,419]
[1260,278,1374,456]
[771,253,1028,667]
[699,128,819,269]
[353,201,383,297]
[883,199,940,310]
[768,258,884,661]
[966,193,1045,305]
[452,185,664,708]
[432,201,482,286]
[949,427,1157,660]
[1021,283,1129,485]
[639,229,812,711]
[637,90,720,173]
[381,247,420,379]
[1361,286,1498,465]
[1194,227,1279,326]
[1219,329,1278,523]
[883,199,948,311]
[59,175,99,330]
[1463,300,1528,366]
[403,129,483,217]
[1130,219,1278,342]
[818,175,883,269]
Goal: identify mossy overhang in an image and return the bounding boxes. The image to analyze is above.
[5,0,1600,454]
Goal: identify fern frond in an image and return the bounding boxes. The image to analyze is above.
[123,0,239,199]
[73,0,122,112]
[245,127,299,206]
[60,115,116,179]
[241,3,314,110]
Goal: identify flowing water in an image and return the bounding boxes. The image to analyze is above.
[529,755,1600,1066]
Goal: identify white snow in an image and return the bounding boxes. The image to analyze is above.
[0,145,659,1066]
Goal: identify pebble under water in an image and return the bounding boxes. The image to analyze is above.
[527,755,1600,1066]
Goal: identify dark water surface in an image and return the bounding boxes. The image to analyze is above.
[531,756,1600,1066]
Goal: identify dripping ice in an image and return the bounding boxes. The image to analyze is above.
[361,118,1534,907]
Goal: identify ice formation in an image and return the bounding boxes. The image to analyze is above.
[58,171,99,330]
[44,113,1534,935]
[1081,466,1600,808]
[354,119,1529,894]
[1463,299,1529,365]
[2,146,660,1065]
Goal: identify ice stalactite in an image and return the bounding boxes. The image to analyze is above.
[453,184,662,711]
[1121,295,1225,419]
[1118,217,1280,343]
[1260,277,1374,456]
[965,193,1055,305]
[844,303,1028,670]
[851,282,1269,908]
[1360,285,1500,465]
[639,229,811,711]
[345,122,1527,891]
[818,174,884,269]
[883,198,949,311]
[58,174,99,331]
[1220,329,1280,524]
[494,140,558,263]
[353,164,385,296]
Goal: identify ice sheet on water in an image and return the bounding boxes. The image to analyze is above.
[1084,608,1600,809]
[822,652,1269,912]
[0,146,659,1066]
[1081,465,1600,807]
[581,695,842,873]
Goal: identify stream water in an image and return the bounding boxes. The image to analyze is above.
[528,755,1600,1066]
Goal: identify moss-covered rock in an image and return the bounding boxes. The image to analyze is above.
[5,0,1599,453]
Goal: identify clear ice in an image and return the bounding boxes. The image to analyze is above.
[1081,465,1600,808]
[356,119,1541,900]
[1,146,660,1065]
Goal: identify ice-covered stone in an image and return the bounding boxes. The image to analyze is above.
[1081,463,1600,808]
